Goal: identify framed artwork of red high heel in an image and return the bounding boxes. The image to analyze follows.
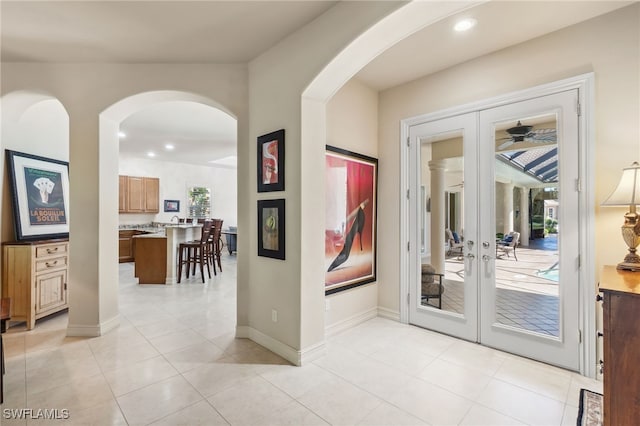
[325,146,378,295]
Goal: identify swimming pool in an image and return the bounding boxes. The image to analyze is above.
[537,269,559,282]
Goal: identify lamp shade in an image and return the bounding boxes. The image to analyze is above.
[602,162,640,206]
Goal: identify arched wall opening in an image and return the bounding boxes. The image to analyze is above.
[89,90,238,336]
[1,90,70,245]
[298,2,476,353]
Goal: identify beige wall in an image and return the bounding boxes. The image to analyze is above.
[376,4,640,314]
[1,63,248,334]
[325,78,379,331]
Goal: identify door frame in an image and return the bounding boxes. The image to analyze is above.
[399,73,596,377]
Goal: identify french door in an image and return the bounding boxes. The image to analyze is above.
[407,90,581,370]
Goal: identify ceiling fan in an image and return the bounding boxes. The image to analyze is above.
[497,120,556,150]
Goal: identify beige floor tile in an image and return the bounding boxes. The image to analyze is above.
[561,403,580,426]
[150,400,229,426]
[369,343,436,376]
[439,339,509,376]
[476,379,565,425]
[208,376,294,425]
[400,326,458,357]
[136,319,190,339]
[25,353,103,396]
[297,376,382,425]
[418,358,492,400]
[87,325,148,354]
[148,329,207,354]
[494,356,573,402]
[357,402,427,426]
[163,340,226,373]
[459,404,525,426]
[387,377,474,425]
[182,361,258,397]
[26,399,127,426]
[260,363,337,399]
[103,355,179,396]
[92,340,160,372]
[116,375,203,425]
[210,333,264,356]
[26,374,115,414]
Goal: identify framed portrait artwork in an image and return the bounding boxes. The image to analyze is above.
[257,198,285,260]
[5,150,70,241]
[163,199,180,212]
[257,129,285,192]
[325,146,378,295]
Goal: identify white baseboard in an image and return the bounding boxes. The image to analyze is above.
[235,325,326,366]
[66,314,120,337]
[325,307,378,338]
[377,307,400,322]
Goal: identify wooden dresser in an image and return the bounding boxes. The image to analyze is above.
[2,239,69,330]
[599,265,640,425]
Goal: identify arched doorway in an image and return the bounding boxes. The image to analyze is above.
[90,90,237,335]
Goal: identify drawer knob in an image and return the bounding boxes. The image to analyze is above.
[46,247,59,254]
[45,260,58,267]
[596,294,603,302]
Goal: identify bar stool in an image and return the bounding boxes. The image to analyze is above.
[208,219,223,274]
[177,220,213,283]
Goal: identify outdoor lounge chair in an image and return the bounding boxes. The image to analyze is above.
[497,231,520,261]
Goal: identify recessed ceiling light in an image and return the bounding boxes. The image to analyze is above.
[118,131,126,138]
[454,18,477,32]
[165,144,175,150]
[147,152,156,158]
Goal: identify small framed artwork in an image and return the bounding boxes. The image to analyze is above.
[5,150,70,241]
[257,129,285,192]
[257,198,285,260]
[163,199,180,212]
[325,146,378,295]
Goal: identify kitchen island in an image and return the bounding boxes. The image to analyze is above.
[165,224,202,284]
[133,233,167,284]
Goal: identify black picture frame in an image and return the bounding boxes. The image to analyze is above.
[324,145,378,295]
[257,129,285,192]
[5,149,70,241]
[257,198,285,260]
[163,199,180,212]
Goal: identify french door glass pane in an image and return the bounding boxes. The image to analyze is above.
[419,133,465,314]
[493,113,560,337]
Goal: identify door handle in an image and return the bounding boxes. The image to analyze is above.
[482,254,492,262]
[466,253,475,260]
[482,241,491,248]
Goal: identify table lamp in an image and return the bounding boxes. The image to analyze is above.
[602,162,640,271]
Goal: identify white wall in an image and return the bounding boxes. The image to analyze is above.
[325,78,380,332]
[118,155,237,227]
[1,95,69,242]
[376,5,640,315]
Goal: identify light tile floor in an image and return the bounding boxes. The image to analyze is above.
[1,254,601,425]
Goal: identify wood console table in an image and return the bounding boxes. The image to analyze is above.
[599,265,640,425]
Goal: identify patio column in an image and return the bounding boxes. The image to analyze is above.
[503,182,514,234]
[429,160,446,275]
[519,186,530,247]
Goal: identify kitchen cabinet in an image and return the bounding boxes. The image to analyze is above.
[2,240,69,330]
[599,265,640,425]
[119,175,159,213]
[119,230,145,262]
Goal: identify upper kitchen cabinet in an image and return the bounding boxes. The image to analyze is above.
[119,175,159,213]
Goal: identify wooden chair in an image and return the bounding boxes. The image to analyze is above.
[206,219,223,274]
[177,220,213,283]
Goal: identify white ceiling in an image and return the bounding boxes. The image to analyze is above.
[1,1,633,167]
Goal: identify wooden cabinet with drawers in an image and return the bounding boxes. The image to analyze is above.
[119,175,159,213]
[2,239,69,330]
[599,265,640,425]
